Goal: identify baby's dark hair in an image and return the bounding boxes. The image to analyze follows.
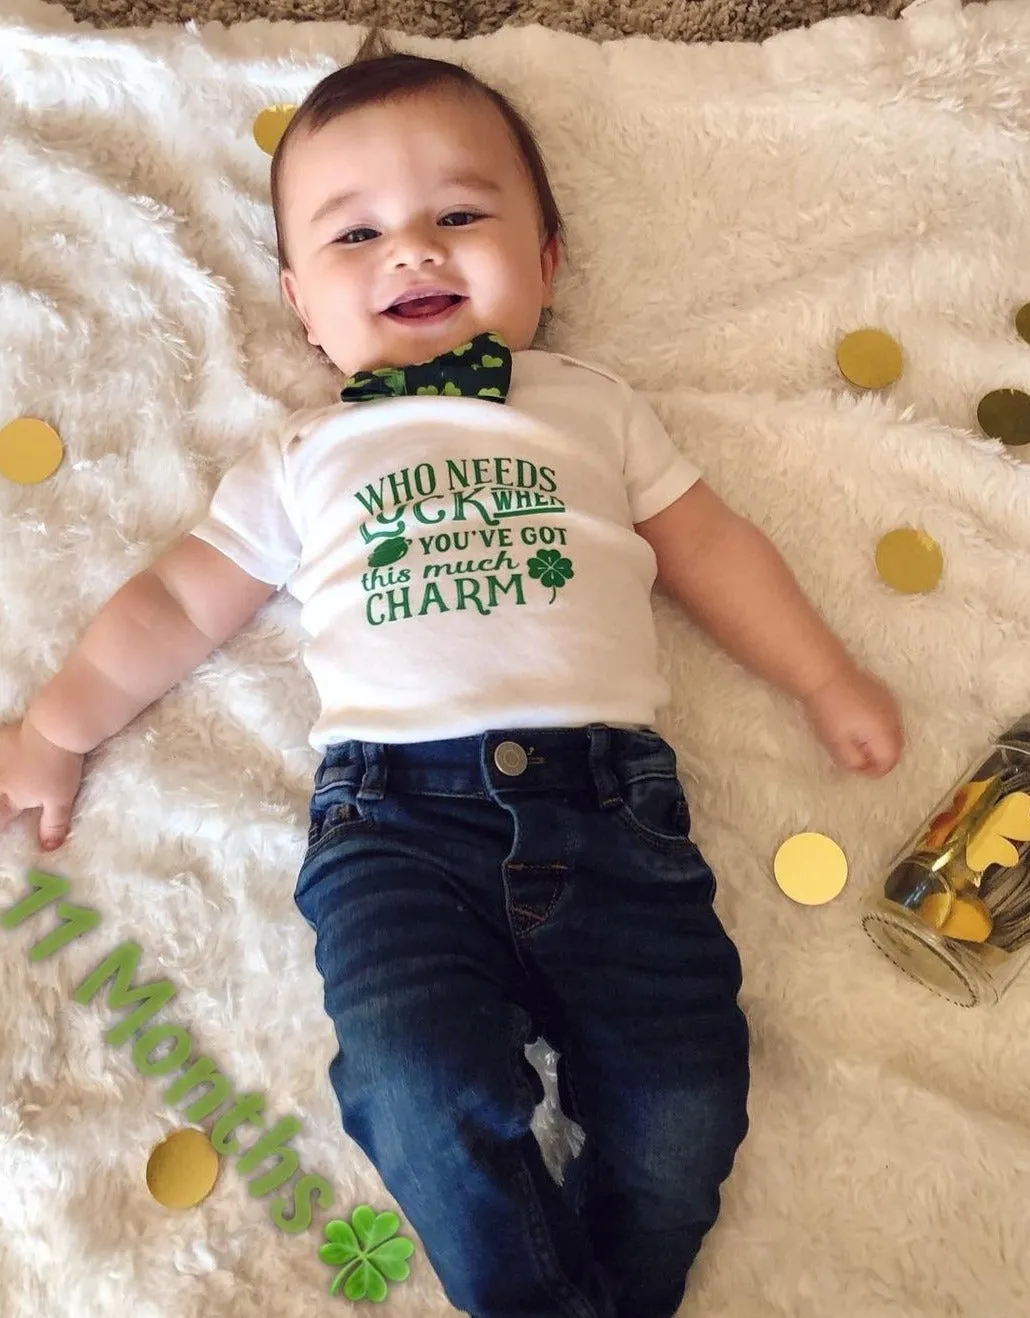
[270,28,564,274]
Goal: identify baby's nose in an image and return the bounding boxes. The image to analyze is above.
[389,224,447,269]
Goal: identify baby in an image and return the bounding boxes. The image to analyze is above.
[0,31,903,1318]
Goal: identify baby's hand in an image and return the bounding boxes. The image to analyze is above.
[802,665,904,777]
[0,718,85,850]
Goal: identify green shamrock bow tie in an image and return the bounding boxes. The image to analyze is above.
[340,332,511,405]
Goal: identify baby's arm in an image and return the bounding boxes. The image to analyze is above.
[636,481,903,776]
[0,535,275,847]
[28,535,275,752]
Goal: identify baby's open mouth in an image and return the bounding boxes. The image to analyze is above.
[383,292,466,321]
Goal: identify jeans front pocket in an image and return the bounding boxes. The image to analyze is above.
[616,771,693,852]
[305,774,376,859]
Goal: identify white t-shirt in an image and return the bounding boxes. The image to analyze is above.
[190,349,701,748]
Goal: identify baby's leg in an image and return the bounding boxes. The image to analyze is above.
[294,769,616,1318]
[523,750,750,1318]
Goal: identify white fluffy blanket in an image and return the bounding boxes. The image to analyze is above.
[3,0,1030,1313]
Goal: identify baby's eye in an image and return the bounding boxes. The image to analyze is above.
[336,227,379,245]
[438,210,482,228]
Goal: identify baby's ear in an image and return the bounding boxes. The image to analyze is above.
[280,269,320,346]
[540,234,561,307]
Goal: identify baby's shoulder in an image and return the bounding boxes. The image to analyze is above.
[524,348,630,393]
[274,401,348,454]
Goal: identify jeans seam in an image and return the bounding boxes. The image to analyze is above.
[509,903,545,926]
[505,861,572,934]
[509,1160,600,1318]
[553,1053,589,1217]
[506,1029,602,1318]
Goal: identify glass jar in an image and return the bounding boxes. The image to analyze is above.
[862,714,1030,1006]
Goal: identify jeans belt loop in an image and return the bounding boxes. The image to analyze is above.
[358,741,388,801]
[587,725,621,812]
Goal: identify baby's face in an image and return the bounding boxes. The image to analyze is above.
[279,86,559,377]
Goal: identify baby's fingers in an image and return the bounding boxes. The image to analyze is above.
[855,725,902,777]
[0,790,17,834]
[833,741,867,773]
[39,796,72,851]
[818,721,866,773]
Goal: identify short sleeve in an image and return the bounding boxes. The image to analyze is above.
[190,430,302,589]
[623,390,702,524]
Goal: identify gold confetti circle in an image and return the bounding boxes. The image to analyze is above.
[976,388,1030,447]
[146,1129,220,1210]
[937,894,993,944]
[0,417,64,485]
[875,528,943,595]
[1016,303,1030,346]
[836,329,904,391]
[253,104,298,156]
[773,832,849,906]
[917,889,955,932]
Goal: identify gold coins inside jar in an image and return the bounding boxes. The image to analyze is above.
[862,715,1030,1006]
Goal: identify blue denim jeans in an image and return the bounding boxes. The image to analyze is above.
[295,725,749,1318]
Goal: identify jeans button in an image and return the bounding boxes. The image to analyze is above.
[494,740,528,776]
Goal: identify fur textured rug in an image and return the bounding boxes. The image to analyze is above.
[2,1,1030,1315]
[51,0,908,43]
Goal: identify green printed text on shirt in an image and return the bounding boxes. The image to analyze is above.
[354,457,575,626]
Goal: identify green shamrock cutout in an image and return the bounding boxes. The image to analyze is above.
[369,367,406,391]
[442,380,462,395]
[320,1206,415,1302]
[481,354,504,368]
[452,340,474,355]
[527,548,574,603]
[415,384,439,395]
[477,387,503,398]
[367,537,410,569]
